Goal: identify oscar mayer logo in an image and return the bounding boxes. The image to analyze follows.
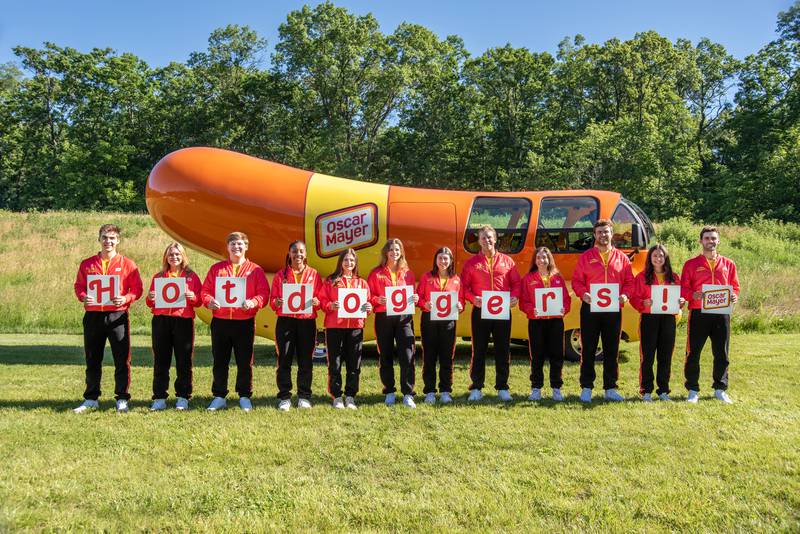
[315,203,378,258]
[703,288,731,310]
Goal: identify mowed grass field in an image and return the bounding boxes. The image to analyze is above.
[1,332,799,531]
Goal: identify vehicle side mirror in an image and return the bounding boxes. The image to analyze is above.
[631,223,646,248]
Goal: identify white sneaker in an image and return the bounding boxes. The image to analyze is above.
[642,393,653,402]
[116,399,129,413]
[714,389,733,404]
[73,400,99,413]
[297,398,312,409]
[423,392,436,404]
[150,399,167,411]
[175,397,190,410]
[239,397,253,412]
[277,399,291,412]
[207,396,227,411]
[440,392,453,404]
[604,389,624,402]
[402,395,416,408]
[345,396,357,410]
[497,389,512,402]
[580,388,592,403]
[658,393,672,402]
[332,397,344,409]
[552,388,564,402]
[528,388,542,401]
[384,392,396,406]
[687,390,699,404]
[468,389,483,402]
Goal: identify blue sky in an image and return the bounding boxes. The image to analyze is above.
[0,0,794,68]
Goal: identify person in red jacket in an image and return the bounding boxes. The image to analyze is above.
[629,244,684,402]
[73,224,143,413]
[571,219,634,403]
[680,225,740,404]
[461,225,521,402]
[200,231,269,412]
[145,242,202,411]
[417,247,464,405]
[368,238,419,408]
[519,247,571,402]
[319,248,372,409]
[270,240,322,411]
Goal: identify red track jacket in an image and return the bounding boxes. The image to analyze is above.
[367,266,416,313]
[416,272,465,312]
[74,253,143,312]
[319,276,371,329]
[200,259,269,320]
[680,254,740,310]
[461,252,521,305]
[629,271,682,315]
[145,270,203,318]
[571,247,635,302]
[519,271,572,320]
[269,265,322,320]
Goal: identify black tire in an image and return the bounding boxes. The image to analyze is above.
[564,328,604,362]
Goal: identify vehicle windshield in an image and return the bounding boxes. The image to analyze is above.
[534,196,599,253]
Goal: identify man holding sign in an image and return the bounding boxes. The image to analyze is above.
[73,224,143,413]
[680,226,740,404]
[572,219,634,403]
[462,225,521,402]
[519,247,571,402]
[201,232,269,412]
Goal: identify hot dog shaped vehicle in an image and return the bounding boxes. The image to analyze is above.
[147,147,656,360]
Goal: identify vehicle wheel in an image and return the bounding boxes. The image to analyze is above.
[564,329,603,362]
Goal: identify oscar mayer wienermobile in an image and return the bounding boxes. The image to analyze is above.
[146,147,656,360]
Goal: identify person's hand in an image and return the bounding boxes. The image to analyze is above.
[693,291,703,300]
[423,303,431,312]
[364,302,373,313]
[474,296,482,307]
[148,291,156,300]
[732,293,738,304]
[457,302,464,312]
[83,295,96,305]
[111,296,126,306]
[510,297,519,308]
[411,294,419,304]
[185,290,195,300]
[679,297,686,307]
[312,297,320,307]
[582,293,592,304]
[208,298,221,310]
[242,299,255,311]
[642,298,652,307]
[619,294,628,306]
[560,308,565,315]
[274,297,283,307]
[378,296,386,305]
[332,300,340,310]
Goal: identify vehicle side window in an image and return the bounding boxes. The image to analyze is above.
[535,197,599,253]
[611,202,637,248]
[464,197,531,254]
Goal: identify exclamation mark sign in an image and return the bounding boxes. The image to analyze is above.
[662,287,669,312]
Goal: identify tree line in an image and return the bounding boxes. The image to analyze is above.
[0,2,798,222]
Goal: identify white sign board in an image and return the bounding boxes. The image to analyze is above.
[650,284,681,315]
[702,284,734,315]
[215,276,246,308]
[87,275,120,306]
[385,286,414,316]
[534,287,564,318]
[430,291,459,321]
[281,283,314,315]
[154,277,186,308]
[590,283,620,313]
[338,288,368,319]
[481,290,510,320]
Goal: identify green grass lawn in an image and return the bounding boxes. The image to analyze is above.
[1,333,798,531]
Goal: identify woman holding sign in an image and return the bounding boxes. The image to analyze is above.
[320,248,372,409]
[368,238,419,408]
[200,231,269,412]
[416,247,464,405]
[145,242,202,411]
[519,247,571,402]
[270,241,322,411]
[630,245,684,402]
